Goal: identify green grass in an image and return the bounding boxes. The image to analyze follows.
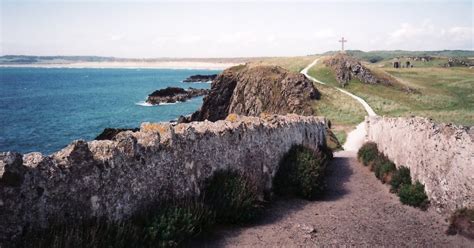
[252,55,366,128]
[308,58,474,126]
[312,84,366,126]
[374,57,450,68]
[253,56,319,72]
[333,130,347,146]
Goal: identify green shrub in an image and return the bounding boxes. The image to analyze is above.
[274,145,330,200]
[145,200,215,247]
[202,170,262,224]
[398,181,429,209]
[357,142,379,166]
[373,155,396,183]
[390,166,412,192]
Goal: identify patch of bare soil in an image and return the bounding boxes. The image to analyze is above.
[193,151,473,247]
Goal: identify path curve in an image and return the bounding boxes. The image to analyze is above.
[194,151,471,247]
[300,58,376,151]
[192,58,472,247]
[300,58,376,117]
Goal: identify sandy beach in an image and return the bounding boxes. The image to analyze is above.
[0,61,241,70]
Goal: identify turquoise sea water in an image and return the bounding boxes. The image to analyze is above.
[0,67,217,154]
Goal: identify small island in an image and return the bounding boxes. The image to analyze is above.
[146,87,209,105]
[183,74,217,83]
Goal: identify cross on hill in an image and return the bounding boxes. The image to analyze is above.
[339,37,347,52]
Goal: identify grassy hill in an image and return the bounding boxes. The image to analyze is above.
[308,56,474,126]
[321,50,474,63]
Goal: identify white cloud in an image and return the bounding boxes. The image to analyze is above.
[447,27,473,42]
[109,34,124,41]
[313,28,336,39]
[387,20,473,50]
[176,34,202,44]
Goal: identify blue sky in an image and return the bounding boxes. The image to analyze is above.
[1,0,472,58]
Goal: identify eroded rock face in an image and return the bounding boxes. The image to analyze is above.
[0,114,327,242]
[324,54,393,86]
[146,87,209,105]
[365,116,474,216]
[189,64,320,122]
[183,74,217,83]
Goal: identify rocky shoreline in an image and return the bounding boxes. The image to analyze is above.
[146,87,209,105]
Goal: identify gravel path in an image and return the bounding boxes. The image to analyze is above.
[195,151,472,247]
[192,59,472,246]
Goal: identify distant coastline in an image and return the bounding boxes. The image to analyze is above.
[0,61,240,70]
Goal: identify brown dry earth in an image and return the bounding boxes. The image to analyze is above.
[194,151,473,247]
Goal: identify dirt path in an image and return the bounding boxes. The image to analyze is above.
[195,151,472,247]
[192,59,472,246]
[300,57,376,117]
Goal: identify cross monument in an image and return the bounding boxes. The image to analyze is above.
[339,37,347,52]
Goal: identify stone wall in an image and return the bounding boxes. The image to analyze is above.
[0,114,327,242]
[365,116,474,215]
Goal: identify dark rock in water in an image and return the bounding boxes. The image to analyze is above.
[95,128,139,140]
[183,74,217,83]
[189,64,320,122]
[146,87,210,105]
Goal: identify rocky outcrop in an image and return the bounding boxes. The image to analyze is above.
[188,64,320,122]
[95,128,139,140]
[365,116,474,216]
[443,57,474,67]
[0,114,328,242]
[183,74,217,83]
[146,87,209,105]
[324,54,394,86]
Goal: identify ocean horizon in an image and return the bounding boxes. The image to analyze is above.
[0,67,218,154]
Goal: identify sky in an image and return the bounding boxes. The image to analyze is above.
[1,0,473,58]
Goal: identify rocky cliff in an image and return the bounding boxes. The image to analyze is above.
[324,54,394,86]
[0,114,327,242]
[188,64,320,122]
[365,116,474,216]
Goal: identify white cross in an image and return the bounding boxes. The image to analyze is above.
[339,37,347,52]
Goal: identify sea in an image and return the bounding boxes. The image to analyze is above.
[0,67,218,154]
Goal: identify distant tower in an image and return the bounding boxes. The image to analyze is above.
[339,37,347,53]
